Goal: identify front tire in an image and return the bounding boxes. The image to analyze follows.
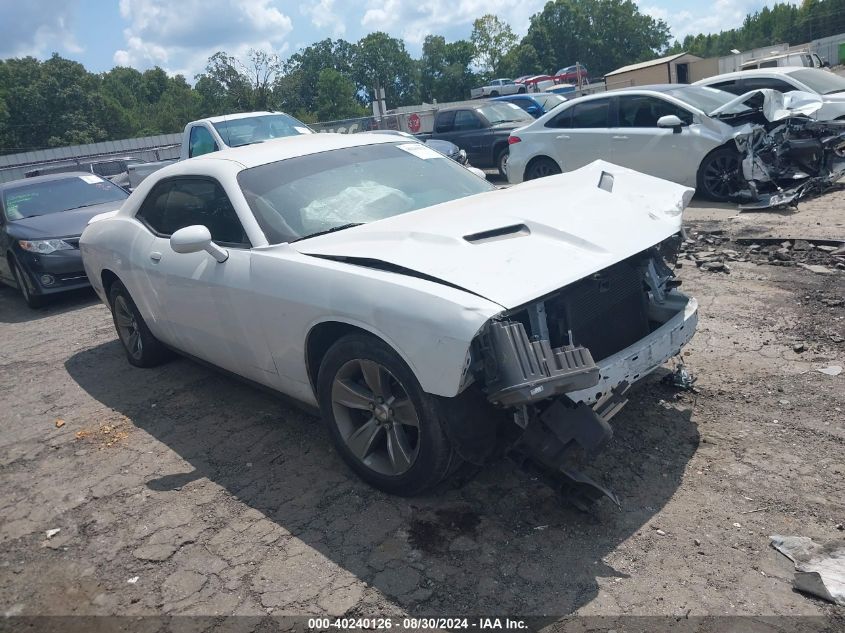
[496,148,509,178]
[317,334,455,496]
[108,280,171,368]
[11,258,45,309]
[697,147,742,201]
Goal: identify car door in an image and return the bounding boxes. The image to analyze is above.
[609,94,704,186]
[541,97,612,171]
[133,176,278,385]
[449,110,486,163]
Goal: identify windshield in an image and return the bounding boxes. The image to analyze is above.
[664,85,749,114]
[238,142,494,244]
[476,103,532,125]
[535,94,567,110]
[212,113,312,148]
[788,68,845,95]
[2,175,128,220]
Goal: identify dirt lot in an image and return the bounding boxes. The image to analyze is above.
[1,185,844,626]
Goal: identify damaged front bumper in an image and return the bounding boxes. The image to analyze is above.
[472,244,698,509]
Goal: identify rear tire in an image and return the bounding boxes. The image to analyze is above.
[11,258,45,309]
[490,90,499,97]
[317,333,455,496]
[697,147,742,202]
[525,157,562,181]
[108,280,171,368]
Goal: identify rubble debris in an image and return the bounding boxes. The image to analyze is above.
[54,419,65,429]
[817,366,843,377]
[793,343,806,353]
[45,528,61,539]
[661,360,697,391]
[798,263,833,275]
[127,576,139,585]
[770,535,845,606]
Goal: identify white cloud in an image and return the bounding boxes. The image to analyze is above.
[638,0,770,42]
[0,1,83,58]
[113,0,293,77]
[301,0,346,37]
[360,0,546,45]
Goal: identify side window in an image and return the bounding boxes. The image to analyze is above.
[188,126,218,158]
[743,77,797,93]
[434,110,456,133]
[617,96,693,127]
[710,79,744,95]
[546,107,573,128]
[453,110,482,131]
[570,99,610,128]
[136,178,249,246]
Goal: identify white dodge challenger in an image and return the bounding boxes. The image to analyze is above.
[80,133,698,508]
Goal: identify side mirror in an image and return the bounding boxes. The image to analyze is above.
[657,114,684,133]
[170,225,228,263]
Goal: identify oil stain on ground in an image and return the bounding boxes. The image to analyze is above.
[407,506,481,555]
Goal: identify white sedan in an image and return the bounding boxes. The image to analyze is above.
[80,133,698,506]
[507,84,764,200]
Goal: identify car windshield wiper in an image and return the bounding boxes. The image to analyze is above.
[65,202,108,210]
[293,223,364,242]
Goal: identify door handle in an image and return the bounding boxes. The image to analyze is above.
[556,134,570,139]
[149,251,162,262]
[611,135,629,140]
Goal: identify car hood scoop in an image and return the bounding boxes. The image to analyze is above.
[293,161,693,309]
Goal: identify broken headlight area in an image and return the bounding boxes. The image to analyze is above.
[468,236,692,509]
[733,117,845,210]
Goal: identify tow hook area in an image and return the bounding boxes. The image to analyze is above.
[508,382,630,511]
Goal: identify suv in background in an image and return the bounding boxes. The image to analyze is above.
[740,51,827,70]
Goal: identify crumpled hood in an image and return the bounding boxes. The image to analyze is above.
[293,161,693,309]
[710,89,824,122]
[6,200,126,239]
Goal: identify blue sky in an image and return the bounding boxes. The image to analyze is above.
[0,0,779,79]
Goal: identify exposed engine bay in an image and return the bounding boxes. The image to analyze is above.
[713,89,845,209]
[467,236,697,509]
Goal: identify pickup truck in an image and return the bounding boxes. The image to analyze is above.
[470,78,527,99]
[416,102,533,176]
[127,111,312,189]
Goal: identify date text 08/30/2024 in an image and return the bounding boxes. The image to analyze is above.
[307,617,528,630]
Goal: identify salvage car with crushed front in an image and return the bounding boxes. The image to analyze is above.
[79,133,698,509]
[507,84,845,208]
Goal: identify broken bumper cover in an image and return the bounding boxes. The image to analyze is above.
[480,321,600,407]
[566,294,698,406]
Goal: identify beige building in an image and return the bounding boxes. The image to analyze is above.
[604,52,703,89]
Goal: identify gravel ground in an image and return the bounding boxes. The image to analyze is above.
[1,187,844,625]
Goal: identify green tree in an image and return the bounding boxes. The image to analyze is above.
[352,32,419,107]
[522,0,670,77]
[315,68,364,121]
[470,14,517,75]
[420,35,477,101]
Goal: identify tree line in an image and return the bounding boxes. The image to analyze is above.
[667,0,845,58]
[1,0,843,154]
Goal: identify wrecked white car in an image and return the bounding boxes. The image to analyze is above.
[507,85,845,209]
[80,134,698,508]
[710,89,845,209]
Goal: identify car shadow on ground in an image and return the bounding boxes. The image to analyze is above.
[65,340,698,617]
[0,284,99,324]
